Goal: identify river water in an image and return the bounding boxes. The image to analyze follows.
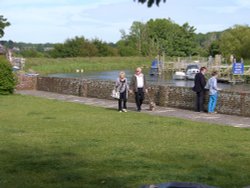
[48,70,250,92]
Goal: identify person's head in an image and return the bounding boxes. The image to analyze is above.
[119,71,126,79]
[200,67,207,74]
[135,67,142,75]
[211,71,218,77]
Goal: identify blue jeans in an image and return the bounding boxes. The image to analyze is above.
[208,94,218,113]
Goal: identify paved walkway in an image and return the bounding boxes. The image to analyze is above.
[16,90,250,128]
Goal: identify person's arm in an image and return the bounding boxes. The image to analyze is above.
[201,75,206,89]
[144,75,148,93]
[115,78,120,89]
[126,79,129,90]
[212,78,220,91]
[129,76,135,92]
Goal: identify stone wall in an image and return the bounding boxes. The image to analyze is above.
[16,74,37,90]
[35,76,250,117]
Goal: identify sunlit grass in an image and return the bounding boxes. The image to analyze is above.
[0,95,250,188]
[25,57,151,74]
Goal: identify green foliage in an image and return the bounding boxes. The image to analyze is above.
[209,40,221,57]
[93,38,118,56]
[116,39,139,56]
[50,36,97,58]
[20,49,44,58]
[195,31,222,57]
[1,15,249,60]
[0,56,16,95]
[1,94,250,188]
[49,36,118,58]
[119,19,197,57]
[0,15,10,38]
[0,40,55,57]
[220,25,250,59]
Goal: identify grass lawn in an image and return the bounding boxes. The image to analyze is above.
[25,57,151,75]
[0,95,250,188]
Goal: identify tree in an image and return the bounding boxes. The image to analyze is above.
[135,0,166,7]
[195,32,222,57]
[0,57,16,95]
[117,18,198,57]
[92,38,118,56]
[129,21,149,55]
[219,25,250,60]
[117,29,139,56]
[50,36,98,58]
[178,22,197,56]
[0,15,10,38]
[146,19,197,56]
[209,40,220,57]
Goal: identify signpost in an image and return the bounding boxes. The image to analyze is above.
[232,62,244,75]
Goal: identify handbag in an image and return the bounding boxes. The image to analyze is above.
[111,89,120,99]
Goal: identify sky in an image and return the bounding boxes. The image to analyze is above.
[1,0,250,44]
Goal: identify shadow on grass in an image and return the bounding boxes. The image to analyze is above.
[1,145,249,188]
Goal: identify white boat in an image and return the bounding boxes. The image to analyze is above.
[12,66,20,72]
[185,64,200,80]
[173,71,186,80]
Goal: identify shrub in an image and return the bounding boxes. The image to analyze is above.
[0,56,16,94]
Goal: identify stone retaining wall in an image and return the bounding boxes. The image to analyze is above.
[34,76,250,117]
[16,74,37,90]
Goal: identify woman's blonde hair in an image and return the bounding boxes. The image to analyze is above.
[119,71,126,79]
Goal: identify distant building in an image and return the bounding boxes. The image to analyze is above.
[44,47,54,51]
[0,44,6,54]
[12,47,20,52]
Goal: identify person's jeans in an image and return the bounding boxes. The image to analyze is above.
[208,93,218,113]
[118,91,127,111]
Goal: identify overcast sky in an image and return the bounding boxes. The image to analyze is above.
[1,0,250,43]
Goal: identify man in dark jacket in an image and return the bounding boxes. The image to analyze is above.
[192,67,207,112]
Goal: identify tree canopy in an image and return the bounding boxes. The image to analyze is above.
[49,36,117,58]
[0,57,16,95]
[0,15,10,38]
[219,25,250,60]
[117,18,197,57]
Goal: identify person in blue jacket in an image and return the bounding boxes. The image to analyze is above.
[207,71,220,113]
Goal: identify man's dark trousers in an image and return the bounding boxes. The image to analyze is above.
[135,88,144,111]
[196,91,205,112]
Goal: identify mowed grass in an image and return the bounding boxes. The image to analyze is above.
[25,57,151,75]
[0,95,250,188]
[25,57,250,75]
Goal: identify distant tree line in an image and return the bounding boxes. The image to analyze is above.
[1,17,250,60]
[50,37,118,58]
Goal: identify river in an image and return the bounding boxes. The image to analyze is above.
[48,70,250,92]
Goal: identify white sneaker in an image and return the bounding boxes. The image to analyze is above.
[122,109,127,112]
